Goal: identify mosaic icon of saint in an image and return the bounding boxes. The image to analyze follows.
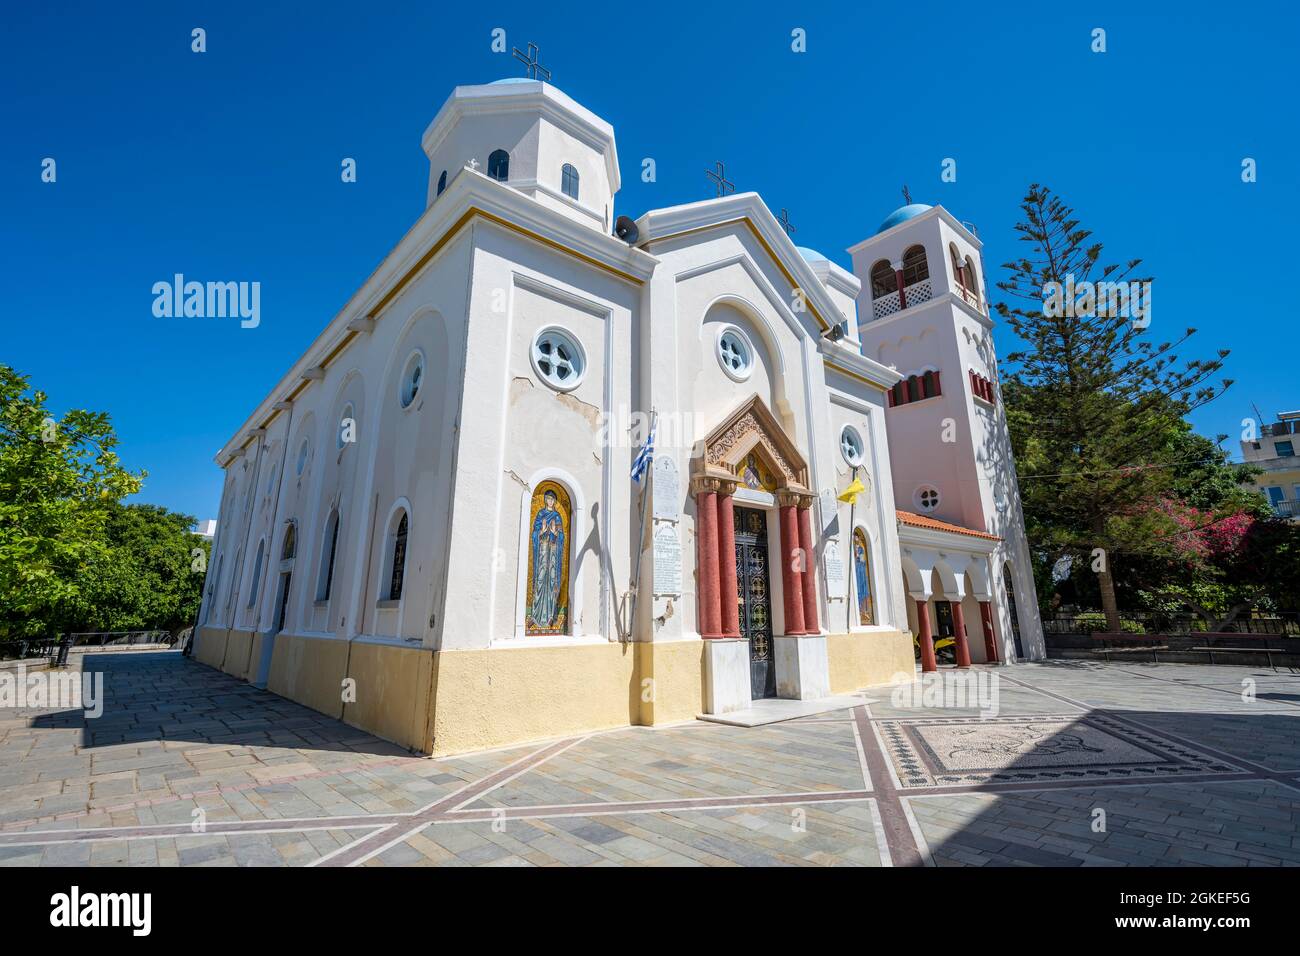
[527,488,566,631]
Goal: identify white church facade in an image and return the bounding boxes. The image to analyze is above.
[193,77,1043,755]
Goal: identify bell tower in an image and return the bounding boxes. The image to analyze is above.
[848,201,1044,659]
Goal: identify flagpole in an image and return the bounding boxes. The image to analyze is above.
[847,465,858,634]
[628,408,656,643]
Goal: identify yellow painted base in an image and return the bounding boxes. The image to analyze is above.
[221,630,254,680]
[427,639,704,757]
[342,640,435,751]
[267,633,350,720]
[825,630,915,694]
[193,626,229,670]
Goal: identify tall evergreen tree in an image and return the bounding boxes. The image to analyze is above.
[996,185,1232,630]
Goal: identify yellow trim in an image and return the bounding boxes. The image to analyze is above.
[647,217,831,332]
[825,360,888,394]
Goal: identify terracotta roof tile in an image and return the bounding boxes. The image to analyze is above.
[896,510,1001,541]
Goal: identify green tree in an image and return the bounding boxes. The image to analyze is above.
[0,364,207,640]
[996,185,1233,631]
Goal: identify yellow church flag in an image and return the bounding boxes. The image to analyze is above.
[837,477,866,503]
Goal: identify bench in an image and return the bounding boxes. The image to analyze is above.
[1191,645,1283,671]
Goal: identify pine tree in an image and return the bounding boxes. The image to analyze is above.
[996,185,1232,631]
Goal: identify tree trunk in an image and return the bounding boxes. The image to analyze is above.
[1098,561,1121,632]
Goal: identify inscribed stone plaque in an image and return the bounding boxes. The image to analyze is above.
[653,455,680,522]
[823,542,847,599]
[818,488,840,537]
[653,523,682,595]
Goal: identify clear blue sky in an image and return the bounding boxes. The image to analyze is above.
[3,1,1293,521]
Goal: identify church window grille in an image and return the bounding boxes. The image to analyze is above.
[915,486,940,512]
[716,327,753,382]
[387,512,409,601]
[531,327,586,391]
[840,425,864,466]
[437,170,447,196]
[488,149,510,181]
[561,163,580,200]
[400,351,424,408]
[281,523,296,561]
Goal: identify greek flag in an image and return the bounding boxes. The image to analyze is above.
[631,419,655,483]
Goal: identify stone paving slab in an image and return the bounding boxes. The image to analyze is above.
[3,651,1300,867]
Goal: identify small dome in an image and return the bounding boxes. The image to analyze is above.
[796,246,829,264]
[489,77,539,85]
[877,203,933,234]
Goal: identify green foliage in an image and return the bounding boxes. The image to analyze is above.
[1075,612,1146,634]
[0,365,207,638]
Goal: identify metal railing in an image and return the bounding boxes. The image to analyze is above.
[1273,499,1300,519]
[1043,610,1300,636]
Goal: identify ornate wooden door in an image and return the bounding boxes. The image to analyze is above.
[734,506,775,699]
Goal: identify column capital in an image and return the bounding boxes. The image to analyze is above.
[691,476,724,496]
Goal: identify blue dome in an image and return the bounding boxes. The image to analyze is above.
[877,203,933,233]
[489,77,539,85]
[795,246,829,264]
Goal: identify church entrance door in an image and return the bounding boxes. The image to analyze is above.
[734,506,775,699]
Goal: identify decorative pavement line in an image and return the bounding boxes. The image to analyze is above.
[314,734,591,867]
[1098,663,1300,709]
[852,705,924,867]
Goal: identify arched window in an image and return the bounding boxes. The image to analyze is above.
[317,510,340,601]
[247,540,266,608]
[853,528,874,626]
[281,523,296,561]
[964,256,980,302]
[488,149,509,182]
[436,170,447,196]
[923,369,941,398]
[950,243,966,290]
[525,481,571,636]
[338,403,354,450]
[870,260,897,298]
[561,163,579,200]
[387,512,409,601]
[901,244,929,286]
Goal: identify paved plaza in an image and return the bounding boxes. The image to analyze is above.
[1,650,1298,866]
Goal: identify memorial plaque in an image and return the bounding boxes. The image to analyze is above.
[653,455,680,522]
[823,542,847,599]
[652,523,682,595]
[819,489,840,538]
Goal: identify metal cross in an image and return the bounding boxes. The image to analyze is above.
[706,161,734,198]
[512,42,551,81]
[778,208,796,237]
[901,184,912,205]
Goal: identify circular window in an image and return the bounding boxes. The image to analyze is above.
[531,328,585,391]
[338,403,355,449]
[296,438,309,476]
[716,327,753,382]
[399,351,424,408]
[840,426,864,466]
[915,485,941,512]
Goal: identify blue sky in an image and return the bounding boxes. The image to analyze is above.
[3,1,1293,521]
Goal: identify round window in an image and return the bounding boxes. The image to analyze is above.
[915,485,941,512]
[338,403,355,449]
[296,438,309,476]
[531,328,585,391]
[400,351,424,408]
[840,426,864,465]
[716,327,753,381]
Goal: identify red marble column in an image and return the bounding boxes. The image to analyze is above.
[778,499,806,635]
[916,599,937,673]
[951,599,973,668]
[895,267,907,310]
[695,485,722,638]
[979,600,999,663]
[797,500,819,634]
[717,483,741,638]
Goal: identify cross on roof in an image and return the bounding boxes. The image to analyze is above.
[778,208,796,238]
[512,42,551,81]
[706,161,734,198]
[902,184,912,205]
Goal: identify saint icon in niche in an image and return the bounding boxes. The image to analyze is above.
[854,528,874,625]
[526,481,570,635]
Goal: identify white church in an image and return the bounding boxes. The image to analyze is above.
[193,76,1044,755]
